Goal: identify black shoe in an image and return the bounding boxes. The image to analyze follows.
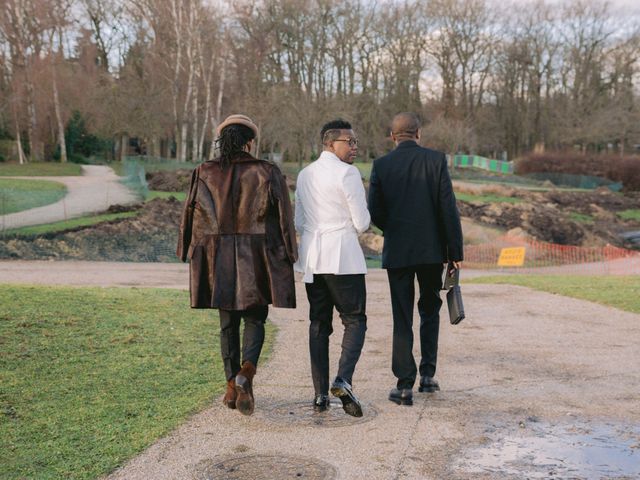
[389,388,413,406]
[330,378,363,417]
[313,394,330,412]
[419,376,440,393]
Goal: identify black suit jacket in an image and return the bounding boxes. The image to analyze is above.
[368,141,463,269]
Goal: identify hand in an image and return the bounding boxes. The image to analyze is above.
[446,261,462,276]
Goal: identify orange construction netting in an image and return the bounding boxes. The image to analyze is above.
[464,235,640,275]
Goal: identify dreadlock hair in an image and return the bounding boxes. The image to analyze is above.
[216,124,256,168]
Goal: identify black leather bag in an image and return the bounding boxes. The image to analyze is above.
[446,285,465,325]
[443,266,465,325]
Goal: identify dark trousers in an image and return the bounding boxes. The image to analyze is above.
[305,274,367,395]
[219,306,268,381]
[387,264,444,390]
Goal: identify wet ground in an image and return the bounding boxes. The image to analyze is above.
[455,418,640,479]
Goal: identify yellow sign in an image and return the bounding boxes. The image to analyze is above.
[497,247,526,267]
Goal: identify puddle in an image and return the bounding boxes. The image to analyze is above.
[456,420,640,479]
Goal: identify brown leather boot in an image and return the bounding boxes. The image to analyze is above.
[234,361,256,416]
[223,378,237,409]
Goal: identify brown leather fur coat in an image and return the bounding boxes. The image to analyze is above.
[177,153,297,310]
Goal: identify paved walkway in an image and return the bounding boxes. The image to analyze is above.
[1,261,638,479]
[0,165,139,230]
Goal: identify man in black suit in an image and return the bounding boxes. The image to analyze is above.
[368,112,463,406]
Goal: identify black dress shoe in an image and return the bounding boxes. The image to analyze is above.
[419,376,440,393]
[389,388,413,406]
[330,378,363,417]
[313,394,330,412]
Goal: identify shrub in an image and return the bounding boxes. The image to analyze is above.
[65,111,112,159]
[515,152,640,191]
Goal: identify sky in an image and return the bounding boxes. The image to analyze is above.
[513,0,640,15]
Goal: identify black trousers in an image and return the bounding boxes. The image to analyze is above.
[387,264,444,390]
[219,306,268,381]
[305,274,367,395]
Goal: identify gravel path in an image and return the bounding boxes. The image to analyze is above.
[1,261,638,479]
[0,165,139,230]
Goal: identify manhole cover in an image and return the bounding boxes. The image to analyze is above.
[198,454,336,479]
[261,400,377,427]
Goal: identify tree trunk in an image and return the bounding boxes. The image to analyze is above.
[25,78,42,162]
[209,56,226,160]
[121,134,129,161]
[52,64,67,163]
[179,121,188,163]
[191,81,199,162]
[14,118,27,165]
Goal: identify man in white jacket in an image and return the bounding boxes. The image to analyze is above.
[294,119,371,417]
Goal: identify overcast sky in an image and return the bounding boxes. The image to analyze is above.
[509,0,640,15]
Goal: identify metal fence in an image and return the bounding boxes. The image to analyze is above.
[450,154,514,174]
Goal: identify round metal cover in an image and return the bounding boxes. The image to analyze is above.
[198,454,336,480]
[261,400,377,427]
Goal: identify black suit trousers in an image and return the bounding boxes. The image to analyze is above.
[219,306,268,380]
[305,274,367,395]
[387,264,444,389]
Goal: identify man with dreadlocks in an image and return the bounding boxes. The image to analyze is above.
[177,114,297,416]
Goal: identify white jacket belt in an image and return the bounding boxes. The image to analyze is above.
[294,151,370,282]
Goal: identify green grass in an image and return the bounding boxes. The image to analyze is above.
[1,192,179,237]
[469,275,640,314]
[0,285,276,479]
[568,212,594,224]
[111,157,198,176]
[0,178,67,215]
[455,192,522,204]
[0,162,82,176]
[281,161,372,181]
[146,190,186,202]
[618,209,640,221]
[366,256,382,269]
[354,162,372,181]
[2,211,140,236]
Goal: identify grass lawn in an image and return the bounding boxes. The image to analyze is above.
[366,256,382,269]
[568,212,594,224]
[455,192,522,204]
[0,286,275,480]
[0,178,67,215]
[146,190,186,202]
[0,162,82,176]
[469,275,640,314]
[2,211,140,236]
[618,209,640,221]
[281,161,372,181]
[2,193,179,237]
[112,158,198,176]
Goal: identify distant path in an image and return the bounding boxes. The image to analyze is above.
[0,165,139,230]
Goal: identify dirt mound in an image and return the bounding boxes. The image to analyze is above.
[532,189,639,214]
[1,198,182,262]
[146,170,192,192]
[3,182,639,263]
[458,188,640,248]
[457,201,590,245]
[147,168,299,194]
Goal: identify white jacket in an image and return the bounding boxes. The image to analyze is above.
[294,151,371,282]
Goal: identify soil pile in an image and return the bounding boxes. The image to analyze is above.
[0,198,182,262]
[3,176,639,262]
[459,188,640,248]
[146,170,192,193]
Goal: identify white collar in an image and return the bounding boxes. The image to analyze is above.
[318,150,343,164]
